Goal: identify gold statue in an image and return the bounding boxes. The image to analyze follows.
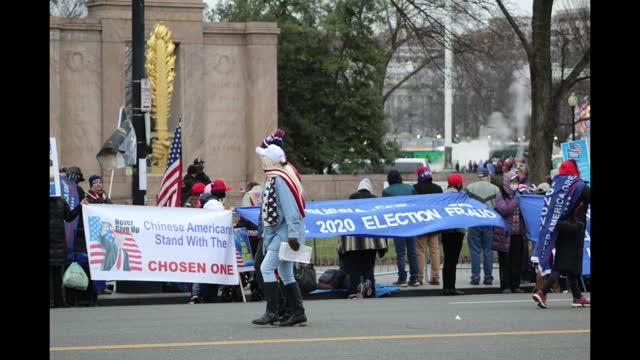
[145,23,176,171]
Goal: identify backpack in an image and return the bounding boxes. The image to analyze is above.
[317,269,347,290]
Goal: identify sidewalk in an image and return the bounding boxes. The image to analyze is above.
[95,265,536,307]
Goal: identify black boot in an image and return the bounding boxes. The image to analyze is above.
[279,282,307,326]
[251,282,280,325]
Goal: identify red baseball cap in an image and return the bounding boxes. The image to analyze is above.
[212,179,232,192]
[191,183,205,195]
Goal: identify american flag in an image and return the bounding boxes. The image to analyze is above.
[569,142,584,156]
[88,216,143,271]
[235,249,245,267]
[157,120,183,207]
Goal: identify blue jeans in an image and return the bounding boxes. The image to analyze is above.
[468,226,494,283]
[394,237,418,281]
[261,248,296,285]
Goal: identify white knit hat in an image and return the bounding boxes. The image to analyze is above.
[256,144,286,163]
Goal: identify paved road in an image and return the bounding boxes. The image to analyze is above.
[50,292,590,360]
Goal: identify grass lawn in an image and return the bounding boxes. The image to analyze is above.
[308,234,476,266]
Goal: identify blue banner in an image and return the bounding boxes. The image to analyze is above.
[60,175,80,253]
[236,192,507,239]
[561,139,590,184]
[234,228,254,272]
[518,194,590,275]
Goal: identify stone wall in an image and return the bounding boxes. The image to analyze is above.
[50,0,279,204]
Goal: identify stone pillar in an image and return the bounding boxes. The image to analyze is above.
[58,19,103,177]
[244,23,280,183]
[50,22,63,144]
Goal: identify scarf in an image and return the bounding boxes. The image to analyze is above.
[89,190,107,201]
[261,160,305,227]
[531,174,585,275]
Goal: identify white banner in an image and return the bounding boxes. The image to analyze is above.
[81,204,238,285]
[50,138,61,197]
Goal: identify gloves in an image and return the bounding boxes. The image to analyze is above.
[288,238,300,251]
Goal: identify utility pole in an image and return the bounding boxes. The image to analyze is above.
[132,0,146,205]
[119,0,162,294]
[443,0,453,169]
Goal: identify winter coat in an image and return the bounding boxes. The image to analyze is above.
[553,185,591,275]
[413,181,443,195]
[339,189,388,258]
[49,197,81,266]
[72,185,88,254]
[383,183,416,197]
[181,175,200,206]
[442,187,466,235]
[493,171,525,253]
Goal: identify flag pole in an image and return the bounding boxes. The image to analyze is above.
[84,189,98,200]
[239,273,246,303]
[108,168,115,199]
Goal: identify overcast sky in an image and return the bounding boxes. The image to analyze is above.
[202,0,577,18]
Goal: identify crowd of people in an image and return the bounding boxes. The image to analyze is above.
[50,133,590,317]
[331,157,590,309]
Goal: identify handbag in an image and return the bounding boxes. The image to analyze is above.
[63,262,89,290]
[294,263,317,295]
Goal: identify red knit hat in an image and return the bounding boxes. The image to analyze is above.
[416,165,429,176]
[448,174,463,188]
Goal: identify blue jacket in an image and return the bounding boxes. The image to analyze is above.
[262,176,306,253]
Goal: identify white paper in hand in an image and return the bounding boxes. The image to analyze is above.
[278,242,312,264]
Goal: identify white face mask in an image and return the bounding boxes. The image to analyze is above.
[510,184,519,191]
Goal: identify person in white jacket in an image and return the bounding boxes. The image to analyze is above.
[202,180,232,210]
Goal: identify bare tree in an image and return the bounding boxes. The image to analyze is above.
[391,0,590,182]
[496,0,590,183]
[50,0,88,18]
[378,0,443,103]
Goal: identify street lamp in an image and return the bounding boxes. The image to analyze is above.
[567,93,578,141]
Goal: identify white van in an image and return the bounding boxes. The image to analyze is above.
[384,158,428,174]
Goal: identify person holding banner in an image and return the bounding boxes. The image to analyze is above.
[465,168,499,286]
[338,178,389,298]
[190,179,233,304]
[413,166,443,286]
[494,170,527,294]
[184,183,205,208]
[86,175,113,294]
[87,175,113,204]
[532,160,591,309]
[252,144,308,326]
[383,170,419,287]
[441,174,466,296]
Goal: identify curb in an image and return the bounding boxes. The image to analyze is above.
[95,284,537,307]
